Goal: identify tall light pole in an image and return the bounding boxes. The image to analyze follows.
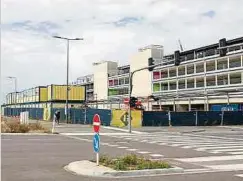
[7,76,17,92]
[53,36,83,123]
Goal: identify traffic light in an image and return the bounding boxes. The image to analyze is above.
[219,38,227,57]
[174,50,180,66]
[129,97,138,108]
[148,57,155,71]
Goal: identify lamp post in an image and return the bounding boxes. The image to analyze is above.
[53,36,83,123]
[7,76,17,92]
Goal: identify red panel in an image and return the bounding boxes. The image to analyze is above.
[109,80,113,86]
[153,71,161,80]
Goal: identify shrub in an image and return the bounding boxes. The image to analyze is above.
[97,154,171,171]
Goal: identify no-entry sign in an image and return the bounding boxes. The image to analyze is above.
[93,114,101,133]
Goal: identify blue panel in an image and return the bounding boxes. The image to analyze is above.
[142,111,169,126]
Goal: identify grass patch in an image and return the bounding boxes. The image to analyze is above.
[92,154,171,171]
[1,119,51,133]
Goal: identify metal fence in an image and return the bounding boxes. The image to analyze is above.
[2,107,243,126]
[142,111,243,126]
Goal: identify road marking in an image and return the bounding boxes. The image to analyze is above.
[137,151,150,154]
[150,154,164,157]
[158,143,168,145]
[126,149,138,151]
[108,144,119,147]
[229,152,243,155]
[206,164,243,171]
[118,146,129,149]
[196,145,243,151]
[211,148,243,153]
[176,155,243,162]
[60,132,132,136]
[235,174,243,177]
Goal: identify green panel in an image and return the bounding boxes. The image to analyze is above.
[153,83,160,92]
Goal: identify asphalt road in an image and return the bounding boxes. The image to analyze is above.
[2,125,243,181]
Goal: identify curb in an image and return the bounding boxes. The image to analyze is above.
[65,160,184,178]
[1,133,58,135]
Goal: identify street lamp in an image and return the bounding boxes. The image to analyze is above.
[53,35,84,123]
[7,76,17,92]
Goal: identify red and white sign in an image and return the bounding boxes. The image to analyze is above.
[93,114,101,133]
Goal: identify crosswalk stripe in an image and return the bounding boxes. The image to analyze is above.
[150,154,164,157]
[229,152,243,155]
[176,155,243,162]
[211,148,243,153]
[235,174,243,177]
[196,145,243,151]
[206,164,243,171]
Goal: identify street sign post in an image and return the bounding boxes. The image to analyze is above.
[93,114,101,133]
[93,133,100,165]
[93,114,101,166]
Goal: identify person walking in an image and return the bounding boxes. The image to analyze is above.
[54,110,61,125]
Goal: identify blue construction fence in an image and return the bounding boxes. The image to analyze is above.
[2,107,243,126]
[142,111,243,126]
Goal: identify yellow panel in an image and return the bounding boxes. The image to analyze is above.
[50,85,85,101]
[111,110,142,128]
[40,87,48,102]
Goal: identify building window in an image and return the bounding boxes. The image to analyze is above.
[196,77,204,88]
[206,61,215,72]
[229,56,241,68]
[119,78,125,85]
[169,68,176,77]
[109,80,113,86]
[217,59,228,70]
[125,77,129,84]
[153,71,161,80]
[187,64,194,74]
[153,83,161,92]
[161,70,168,78]
[217,74,228,86]
[161,82,168,90]
[187,78,194,89]
[178,66,185,76]
[178,79,185,89]
[114,79,118,86]
[169,81,176,90]
[230,73,241,84]
[206,76,216,87]
[196,63,204,73]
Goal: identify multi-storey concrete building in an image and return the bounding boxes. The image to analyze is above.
[74,74,94,101]
[152,37,243,111]
[73,36,243,111]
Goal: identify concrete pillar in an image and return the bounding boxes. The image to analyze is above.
[188,98,192,111]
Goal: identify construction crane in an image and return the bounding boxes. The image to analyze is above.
[178,39,184,51]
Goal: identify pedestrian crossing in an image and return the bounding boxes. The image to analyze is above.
[109,132,243,156]
[109,132,243,177]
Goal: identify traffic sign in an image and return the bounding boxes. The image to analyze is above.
[93,133,100,153]
[93,114,101,133]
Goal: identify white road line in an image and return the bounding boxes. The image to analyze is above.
[196,145,243,151]
[118,146,129,149]
[150,154,164,157]
[176,155,243,162]
[137,151,151,154]
[235,174,243,177]
[158,143,168,145]
[126,149,138,151]
[60,132,132,136]
[206,164,243,171]
[229,152,243,155]
[211,148,243,153]
[108,144,119,147]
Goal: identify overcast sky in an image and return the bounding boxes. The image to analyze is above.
[1,0,243,104]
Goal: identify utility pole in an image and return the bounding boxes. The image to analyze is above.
[53,36,83,124]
